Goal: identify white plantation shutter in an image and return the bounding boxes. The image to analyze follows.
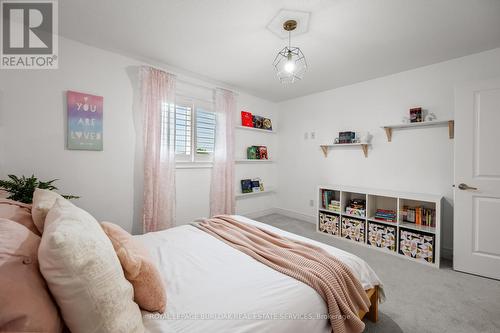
[196,108,216,155]
[173,104,192,159]
[162,97,215,163]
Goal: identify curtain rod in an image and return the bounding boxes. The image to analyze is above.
[177,78,240,96]
[141,66,239,96]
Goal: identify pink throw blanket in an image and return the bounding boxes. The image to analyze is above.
[195,216,371,333]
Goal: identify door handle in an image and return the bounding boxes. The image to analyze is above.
[458,183,478,191]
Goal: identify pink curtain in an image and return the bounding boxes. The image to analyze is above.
[140,66,176,232]
[210,88,236,216]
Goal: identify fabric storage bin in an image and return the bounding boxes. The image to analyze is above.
[341,217,365,243]
[367,221,396,252]
[398,228,435,263]
[319,212,340,236]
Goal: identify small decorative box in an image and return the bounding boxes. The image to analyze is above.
[368,221,396,252]
[341,217,365,243]
[345,207,366,217]
[399,228,435,263]
[319,212,340,236]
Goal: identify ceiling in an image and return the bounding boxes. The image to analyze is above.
[59,0,500,102]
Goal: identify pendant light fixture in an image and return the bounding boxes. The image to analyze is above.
[273,19,307,84]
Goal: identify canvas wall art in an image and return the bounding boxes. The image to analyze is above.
[67,90,103,151]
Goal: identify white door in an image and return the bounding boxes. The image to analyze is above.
[454,78,500,280]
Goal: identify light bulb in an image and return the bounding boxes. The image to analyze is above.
[284,60,295,73]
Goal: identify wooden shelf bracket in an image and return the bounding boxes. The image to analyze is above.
[320,145,329,157]
[320,144,369,158]
[361,144,369,157]
[383,127,392,142]
[448,120,454,139]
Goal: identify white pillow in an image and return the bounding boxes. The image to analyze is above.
[38,198,144,333]
[32,188,64,233]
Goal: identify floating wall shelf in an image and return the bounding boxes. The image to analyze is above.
[235,159,274,164]
[382,120,454,142]
[235,125,276,134]
[320,143,370,158]
[235,189,275,199]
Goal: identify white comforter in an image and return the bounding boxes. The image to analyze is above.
[136,215,383,333]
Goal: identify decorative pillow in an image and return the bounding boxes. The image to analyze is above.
[101,221,167,313]
[0,218,63,332]
[38,198,144,333]
[32,188,65,233]
[0,198,40,235]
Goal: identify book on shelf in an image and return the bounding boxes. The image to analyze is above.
[321,190,340,213]
[253,115,264,129]
[247,146,258,159]
[402,206,435,227]
[241,111,253,127]
[374,209,397,222]
[251,178,263,192]
[246,146,269,160]
[345,199,366,217]
[240,179,253,193]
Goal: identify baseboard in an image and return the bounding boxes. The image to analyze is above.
[240,208,279,219]
[240,207,316,224]
[441,247,453,260]
[272,207,316,224]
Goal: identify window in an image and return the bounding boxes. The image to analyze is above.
[166,96,216,163]
[196,108,216,155]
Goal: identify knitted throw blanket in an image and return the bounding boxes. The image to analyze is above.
[194,216,371,333]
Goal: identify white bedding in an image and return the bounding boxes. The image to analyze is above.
[136,215,383,333]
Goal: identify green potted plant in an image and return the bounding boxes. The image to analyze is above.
[0,174,79,204]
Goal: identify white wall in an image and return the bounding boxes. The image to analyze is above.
[2,33,499,254]
[0,37,278,233]
[275,47,500,254]
[171,92,279,231]
[234,95,279,217]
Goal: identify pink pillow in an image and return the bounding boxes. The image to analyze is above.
[0,218,63,332]
[101,222,167,313]
[0,199,40,236]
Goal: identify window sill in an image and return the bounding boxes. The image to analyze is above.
[176,162,213,169]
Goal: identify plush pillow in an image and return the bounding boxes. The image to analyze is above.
[0,198,40,235]
[32,188,65,233]
[0,218,63,332]
[38,198,144,333]
[101,222,167,313]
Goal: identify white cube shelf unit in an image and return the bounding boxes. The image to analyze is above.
[317,185,442,267]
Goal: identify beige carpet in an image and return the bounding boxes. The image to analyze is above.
[255,214,500,333]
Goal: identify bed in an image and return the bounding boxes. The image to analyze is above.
[136,215,383,333]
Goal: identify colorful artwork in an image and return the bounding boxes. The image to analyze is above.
[319,212,339,236]
[67,91,103,151]
[399,229,434,263]
[368,222,396,252]
[341,217,365,243]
